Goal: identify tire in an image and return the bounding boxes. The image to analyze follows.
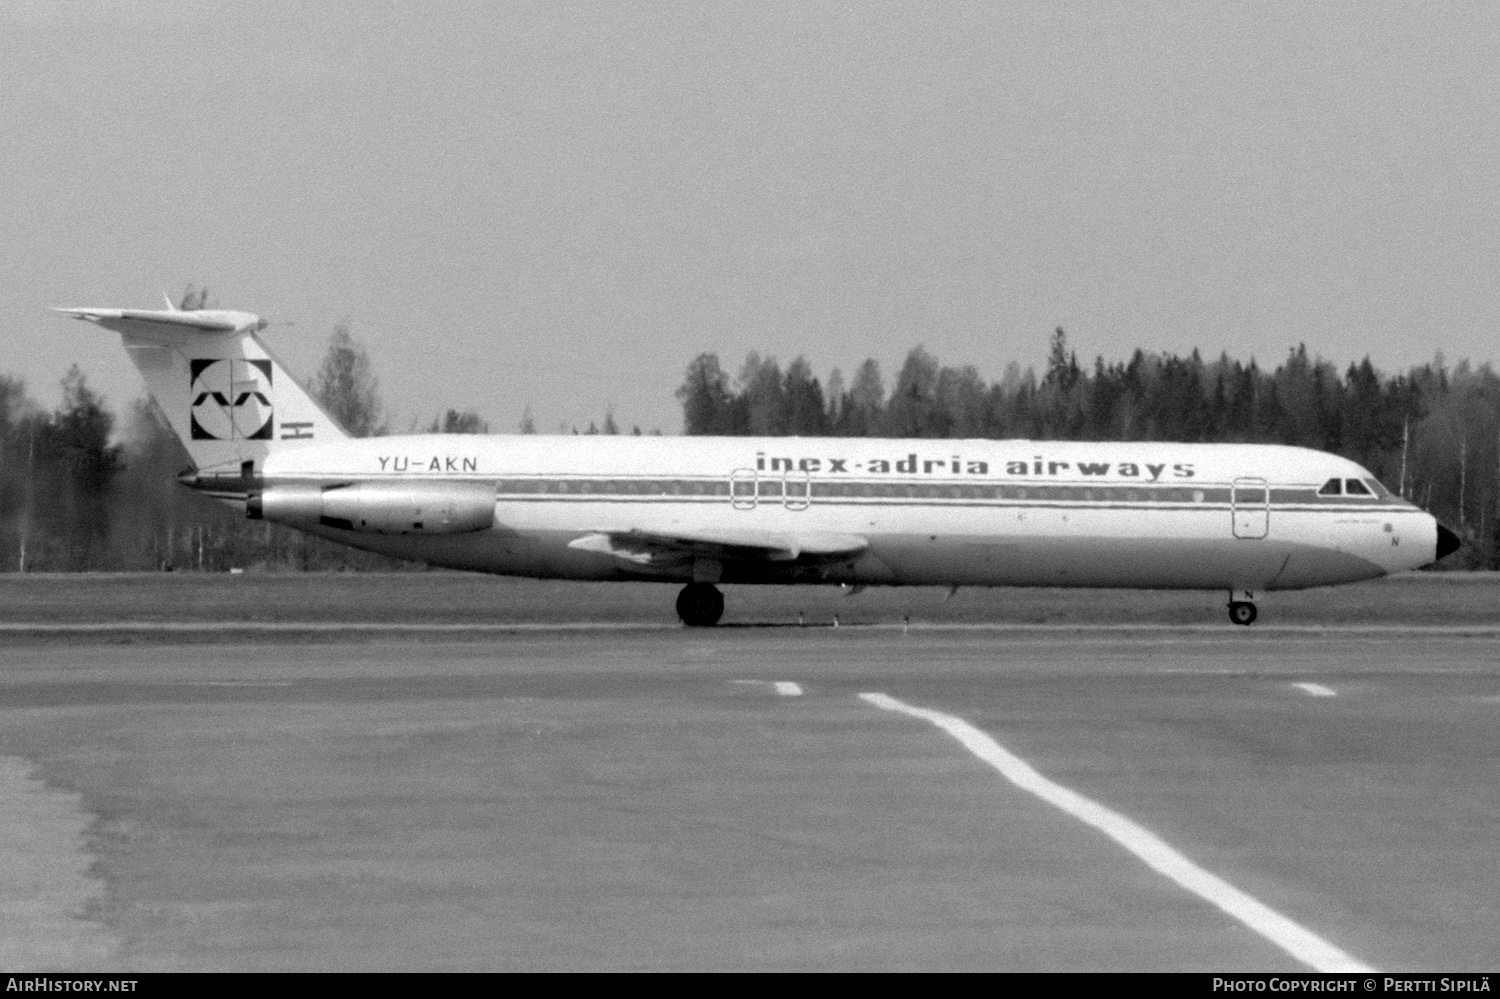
[676,583,725,627]
[1228,601,1258,626]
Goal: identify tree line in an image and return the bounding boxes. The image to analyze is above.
[678,329,1498,567]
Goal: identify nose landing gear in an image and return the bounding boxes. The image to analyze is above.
[676,582,725,627]
[1227,589,1258,626]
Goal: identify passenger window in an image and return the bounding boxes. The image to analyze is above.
[1318,478,1342,496]
[1344,479,1371,496]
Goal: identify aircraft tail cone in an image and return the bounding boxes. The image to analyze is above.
[1435,523,1462,562]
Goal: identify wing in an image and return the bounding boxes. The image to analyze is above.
[567,526,869,567]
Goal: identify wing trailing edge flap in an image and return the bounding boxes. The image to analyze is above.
[567,527,869,566]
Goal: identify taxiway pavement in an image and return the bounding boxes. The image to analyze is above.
[0,627,1495,971]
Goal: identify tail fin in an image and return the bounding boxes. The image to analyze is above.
[54,304,346,474]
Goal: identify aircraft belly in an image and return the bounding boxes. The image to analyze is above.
[856,505,1390,589]
[863,535,1293,588]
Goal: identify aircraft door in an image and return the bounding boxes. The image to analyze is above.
[784,470,810,511]
[1231,477,1269,539]
[730,469,757,510]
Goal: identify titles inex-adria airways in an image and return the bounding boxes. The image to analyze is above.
[754,451,1196,480]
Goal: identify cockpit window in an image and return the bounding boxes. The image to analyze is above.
[1344,479,1372,496]
[1318,478,1342,496]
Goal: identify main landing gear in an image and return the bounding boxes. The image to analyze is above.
[1227,589,1258,626]
[676,582,725,627]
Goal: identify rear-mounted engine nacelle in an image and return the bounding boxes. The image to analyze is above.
[247,481,495,535]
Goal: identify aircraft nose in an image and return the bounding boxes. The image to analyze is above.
[1435,523,1462,562]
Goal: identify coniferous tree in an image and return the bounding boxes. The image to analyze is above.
[934,364,987,438]
[835,359,885,436]
[882,346,941,437]
[783,357,828,435]
[428,409,489,433]
[738,353,787,436]
[37,367,124,569]
[676,353,738,435]
[314,321,385,437]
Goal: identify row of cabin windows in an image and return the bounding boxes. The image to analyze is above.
[498,479,729,496]
[492,479,1197,501]
[798,482,1197,502]
[490,479,1352,504]
[1318,478,1376,497]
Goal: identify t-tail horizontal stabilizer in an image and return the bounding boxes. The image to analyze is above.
[53,306,267,335]
[54,300,345,477]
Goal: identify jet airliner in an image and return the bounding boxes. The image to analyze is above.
[56,300,1461,626]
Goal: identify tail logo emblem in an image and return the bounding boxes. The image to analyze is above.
[190,359,273,441]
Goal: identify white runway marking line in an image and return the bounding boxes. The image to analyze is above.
[731,680,804,696]
[859,692,1375,974]
[1293,682,1337,697]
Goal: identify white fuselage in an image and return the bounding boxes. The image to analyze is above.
[62,307,1444,596]
[243,434,1439,592]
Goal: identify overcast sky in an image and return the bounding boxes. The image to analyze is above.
[3,1,1497,435]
